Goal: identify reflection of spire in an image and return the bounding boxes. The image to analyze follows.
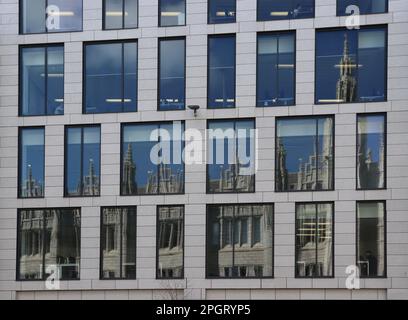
[336,34,357,103]
[22,164,43,197]
[276,138,288,190]
[82,158,100,196]
[122,143,137,195]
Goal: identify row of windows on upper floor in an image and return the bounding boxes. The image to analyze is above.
[16,201,387,281]
[20,25,387,116]
[18,113,387,199]
[20,0,389,34]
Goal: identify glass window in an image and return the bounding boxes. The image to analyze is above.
[357,201,386,278]
[276,116,334,192]
[207,119,255,193]
[357,114,386,190]
[17,208,81,280]
[65,126,101,197]
[101,207,137,279]
[104,0,138,30]
[257,0,314,21]
[19,128,45,198]
[257,32,295,107]
[159,0,186,27]
[157,205,184,279]
[85,41,137,114]
[208,35,236,109]
[337,0,388,16]
[206,204,274,278]
[121,121,184,195]
[316,26,386,104]
[159,38,185,110]
[296,203,333,278]
[20,0,82,34]
[20,45,64,116]
[208,0,236,24]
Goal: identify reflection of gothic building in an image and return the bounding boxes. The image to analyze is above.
[336,34,357,103]
[81,159,99,195]
[122,144,137,195]
[277,119,333,191]
[19,209,81,280]
[210,205,273,278]
[157,206,184,278]
[21,164,43,197]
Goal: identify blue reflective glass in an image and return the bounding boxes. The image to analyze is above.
[208,0,236,24]
[257,32,295,107]
[47,46,64,115]
[19,128,45,198]
[257,0,314,21]
[159,38,185,110]
[104,0,138,30]
[160,0,185,26]
[208,35,236,109]
[85,41,137,113]
[122,122,184,195]
[337,0,387,16]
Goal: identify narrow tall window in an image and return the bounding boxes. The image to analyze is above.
[208,0,236,24]
[158,38,186,110]
[206,204,274,278]
[207,119,255,193]
[208,35,236,109]
[157,205,184,279]
[159,0,186,27]
[84,41,137,114]
[316,26,387,104]
[65,126,101,197]
[121,122,185,195]
[357,114,386,190]
[257,0,315,21]
[357,201,386,278]
[20,45,64,116]
[19,127,45,198]
[337,0,388,16]
[257,32,295,107]
[101,207,137,279]
[296,203,334,278]
[20,0,83,34]
[103,0,138,30]
[17,208,81,280]
[276,116,334,192]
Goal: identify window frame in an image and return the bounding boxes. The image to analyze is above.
[356,112,387,191]
[157,37,187,111]
[205,203,275,279]
[18,126,46,199]
[274,115,336,193]
[314,25,388,105]
[120,121,186,196]
[19,0,84,35]
[207,33,237,110]
[19,43,65,117]
[355,200,387,279]
[336,0,389,17]
[16,207,81,281]
[295,201,335,279]
[207,0,237,25]
[102,0,139,30]
[256,30,297,108]
[99,206,137,280]
[82,39,138,115]
[64,124,101,198]
[256,0,316,22]
[156,205,185,280]
[158,0,187,27]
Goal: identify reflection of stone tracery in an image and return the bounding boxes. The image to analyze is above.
[21,164,43,197]
[336,34,357,103]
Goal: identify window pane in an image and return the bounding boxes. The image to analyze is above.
[82,127,101,196]
[22,0,46,33]
[20,128,44,198]
[124,42,138,112]
[208,0,236,24]
[357,202,386,277]
[258,0,315,21]
[101,207,136,279]
[160,0,185,26]
[357,114,386,189]
[66,128,82,196]
[47,46,64,115]
[208,35,236,108]
[124,0,138,28]
[337,0,387,15]
[105,0,124,29]
[257,32,295,107]
[159,38,185,110]
[47,0,82,32]
[316,117,334,190]
[316,203,333,277]
[157,206,184,278]
[207,204,273,278]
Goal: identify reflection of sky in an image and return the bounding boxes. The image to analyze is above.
[257,0,314,21]
[337,0,387,15]
[209,0,236,23]
[21,129,44,192]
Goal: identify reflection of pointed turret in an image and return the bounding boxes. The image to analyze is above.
[22,164,43,197]
[81,158,100,196]
[336,34,357,103]
[122,143,137,195]
[276,138,288,190]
